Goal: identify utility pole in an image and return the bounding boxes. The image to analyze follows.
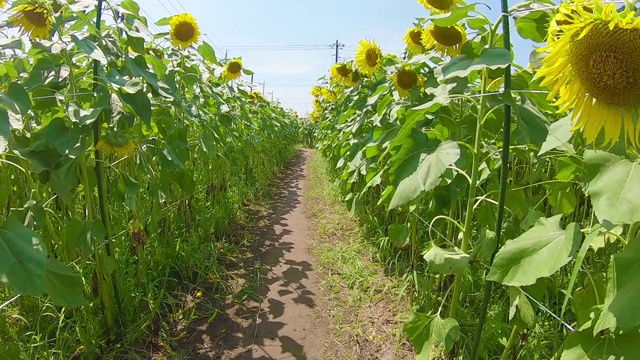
[331,39,344,64]
[262,81,266,95]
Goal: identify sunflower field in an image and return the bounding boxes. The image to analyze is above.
[307,0,640,358]
[0,0,299,358]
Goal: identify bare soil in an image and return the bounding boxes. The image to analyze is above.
[178,149,330,359]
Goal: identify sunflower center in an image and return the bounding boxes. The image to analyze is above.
[228,61,242,74]
[409,30,423,45]
[174,21,196,42]
[570,22,640,109]
[397,69,418,90]
[24,8,48,27]
[350,71,361,83]
[427,0,454,11]
[430,26,463,46]
[337,64,351,77]
[365,48,379,67]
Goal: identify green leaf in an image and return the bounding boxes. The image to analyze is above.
[515,101,549,147]
[0,342,21,360]
[121,89,151,125]
[67,102,103,126]
[594,238,640,332]
[70,35,107,64]
[488,215,581,286]
[43,258,88,308]
[560,330,640,360]
[198,42,219,64]
[584,151,640,225]
[0,215,47,295]
[6,83,31,114]
[389,222,410,247]
[430,5,476,27]
[439,48,511,80]
[539,115,574,155]
[389,140,460,209]
[509,287,535,327]
[571,274,605,328]
[423,243,469,276]
[515,11,551,43]
[403,312,460,360]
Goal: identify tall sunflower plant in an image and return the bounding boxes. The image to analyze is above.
[0,0,300,358]
[306,0,640,358]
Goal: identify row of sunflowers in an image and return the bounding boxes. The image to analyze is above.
[307,0,640,358]
[0,0,300,358]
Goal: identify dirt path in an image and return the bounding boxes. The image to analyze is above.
[182,149,329,359]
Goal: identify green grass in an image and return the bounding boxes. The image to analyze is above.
[305,151,413,359]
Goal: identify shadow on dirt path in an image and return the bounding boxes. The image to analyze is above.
[181,149,328,359]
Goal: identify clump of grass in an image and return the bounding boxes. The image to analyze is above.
[305,152,413,360]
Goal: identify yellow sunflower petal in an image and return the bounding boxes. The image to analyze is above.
[9,3,54,40]
[538,0,640,148]
[416,0,461,13]
[355,39,383,76]
[223,58,243,82]
[169,13,201,49]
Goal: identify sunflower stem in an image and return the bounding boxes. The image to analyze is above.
[92,0,124,332]
[471,0,513,357]
[448,70,487,320]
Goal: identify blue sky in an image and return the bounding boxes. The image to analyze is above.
[136,0,537,115]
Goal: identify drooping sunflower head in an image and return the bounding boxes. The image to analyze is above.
[537,1,640,148]
[9,1,55,40]
[321,88,337,102]
[355,39,383,75]
[416,0,461,13]
[347,70,362,88]
[96,134,136,158]
[392,67,420,97]
[311,85,323,98]
[404,27,424,54]
[169,13,201,49]
[422,23,467,58]
[331,63,353,85]
[312,99,322,111]
[223,58,243,82]
[248,92,262,101]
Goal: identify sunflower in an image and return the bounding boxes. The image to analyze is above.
[548,1,592,44]
[311,85,323,98]
[248,92,262,101]
[0,1,7,9]
[9,2,54,40]
[537,2,640,148]
[422,24,466,57]
[96,135,136,158]
[404,27,424,54]
[312,99,322,111]
[331,63,352,85]
[223,58,243,82]
[169,13,201,49]
[355,39,383,75]
[321,88,337,102]
[347,70,362,87]
[392,68,420,97]
[416,0,461,13]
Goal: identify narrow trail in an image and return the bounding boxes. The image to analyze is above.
[183,149,329,359]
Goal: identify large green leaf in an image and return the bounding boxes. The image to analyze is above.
[561,330,640,360]
[0,215,47,295]
[488,215,581,286]
[539,115,574,155]
[43,258,88,308]
[423,243,469,276]
[389,140,460,209]
[515,10,551,43]
[584,151,640,225]
[403,312,460,360]
[438,48,511,80]
[594,238,640,333]
[509,287,535,327]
